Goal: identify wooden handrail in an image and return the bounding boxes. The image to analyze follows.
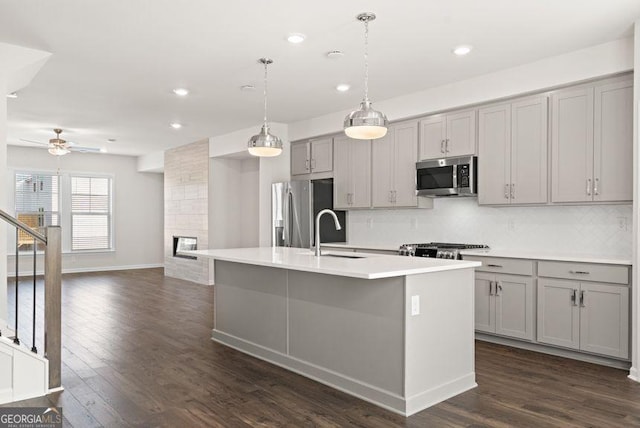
[0,209,47,243]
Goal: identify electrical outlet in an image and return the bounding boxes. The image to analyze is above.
[411,295,420,316]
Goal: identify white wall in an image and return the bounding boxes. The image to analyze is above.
[289,38,633,141]
[209,157,259,249]
[6,146,164,274]
[348,200,633,257]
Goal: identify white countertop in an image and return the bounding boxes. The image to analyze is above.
[460,249,632,266]
[321,242,400,252]
[183,247,481,280]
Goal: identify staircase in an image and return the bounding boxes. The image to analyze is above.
[0,209,62,404]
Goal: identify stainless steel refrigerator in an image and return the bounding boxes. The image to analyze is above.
[272,179,346,248]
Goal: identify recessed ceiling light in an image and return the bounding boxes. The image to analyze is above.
[6,92,17,99]
[336,84,351,92]
[326,50,344,59]
[107,138,117,143]
[173,88,189,96]
[287,33,306,44]
[240,85,256,92]
[170,123,183,129]
[452,45,473,56]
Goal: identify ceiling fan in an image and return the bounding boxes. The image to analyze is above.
[20,128,104,156]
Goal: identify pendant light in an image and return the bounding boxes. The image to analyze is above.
[344,12,388,140]
[248,58,283,157]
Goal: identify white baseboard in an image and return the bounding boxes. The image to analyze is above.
[7,263,164,277]
[628,367,639,382]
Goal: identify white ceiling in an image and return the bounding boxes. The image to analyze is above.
[1,0,639,156]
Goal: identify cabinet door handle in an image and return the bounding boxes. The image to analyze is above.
[305,159,310,171]
[571,289,578,306]
[496,282,502,296]
[504,184,510,199]
[311,158,316,171]
[579,290,585,307]
[388,191,393,203]
[440,140,445,153]
[489,281,494,296]
[392,190,397,203]
[586,178,591,196]
[594,178,599,196]
[569,270,590,275]
[445,138,450,153]
[510,183,515,200]
[487,264,503,268]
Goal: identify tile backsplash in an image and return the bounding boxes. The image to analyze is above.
[347,198,632,257]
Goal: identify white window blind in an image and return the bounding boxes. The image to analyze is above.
[71,176,112,251]
[15,173,60,251]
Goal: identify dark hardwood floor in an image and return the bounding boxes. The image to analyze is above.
[3,268,640,427]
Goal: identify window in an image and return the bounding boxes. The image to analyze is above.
[71,176,112,251]
[15,172,60,251]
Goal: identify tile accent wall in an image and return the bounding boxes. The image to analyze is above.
[164,140,212,284]
[348,198,633,257]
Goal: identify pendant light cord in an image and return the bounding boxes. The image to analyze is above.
[263,60,268,127]
[363,18,369,103]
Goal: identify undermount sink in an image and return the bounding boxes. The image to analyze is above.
[322,253,367,259]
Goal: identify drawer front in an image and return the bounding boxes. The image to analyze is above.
[463,256,533,276]
[538,261,629,285]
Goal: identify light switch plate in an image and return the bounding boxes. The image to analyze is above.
[411,295,420,316]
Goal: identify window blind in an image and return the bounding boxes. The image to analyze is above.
[71,176,112,251]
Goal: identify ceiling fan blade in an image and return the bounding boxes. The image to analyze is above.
[19,138,48,146]
[70,146,103,153]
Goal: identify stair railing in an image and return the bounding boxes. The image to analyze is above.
[0,208,62,390]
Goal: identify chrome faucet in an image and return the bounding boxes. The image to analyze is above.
[314,209,342,257]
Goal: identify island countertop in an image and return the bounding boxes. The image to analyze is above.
[184,247,481,280]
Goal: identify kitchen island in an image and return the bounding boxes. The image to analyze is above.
[184,247,481,416]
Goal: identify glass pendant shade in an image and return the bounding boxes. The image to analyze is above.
[248,124,282,157]
[344,100,388,139]
[48,145,70,156]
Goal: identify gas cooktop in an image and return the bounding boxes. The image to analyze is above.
[398,242,489,259]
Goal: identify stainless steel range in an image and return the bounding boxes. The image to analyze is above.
[398,242,489,259]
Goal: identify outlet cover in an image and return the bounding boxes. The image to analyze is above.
[411,295,420,316]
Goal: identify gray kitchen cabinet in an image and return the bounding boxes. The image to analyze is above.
[551,77,632,203]
[478,96,548,205]
[372,120,418,208]
[419,109,476,160]
[333,135,371,209]
[291,137,333,177]
[474,272,534,341]
[537,260,630,359]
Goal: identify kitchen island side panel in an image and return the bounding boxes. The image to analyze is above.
[287,271,405,395]
[404,268,477,414]
[214,261,288,353]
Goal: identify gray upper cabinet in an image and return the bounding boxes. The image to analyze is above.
[478,96,548,205]
[419,109,476,160]
[593,80,633,202]
[551,77,632,203]
[372,121,418,208]
[291,137,333,177]
[333,135,371,209]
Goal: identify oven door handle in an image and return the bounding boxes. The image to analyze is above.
[452,165,458,189]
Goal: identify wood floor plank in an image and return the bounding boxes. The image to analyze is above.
[3,267,640,427]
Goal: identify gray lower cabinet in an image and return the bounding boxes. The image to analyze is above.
[474,272,534,341]
[537,275,629,359]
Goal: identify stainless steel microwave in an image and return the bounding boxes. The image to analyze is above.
[416,155,477,197]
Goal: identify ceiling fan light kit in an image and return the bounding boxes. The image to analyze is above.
[344,12,388,140]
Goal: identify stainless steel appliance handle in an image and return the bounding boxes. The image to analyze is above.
[586,178,591,196]
[284,191,293,246]
[452,165,458,188]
